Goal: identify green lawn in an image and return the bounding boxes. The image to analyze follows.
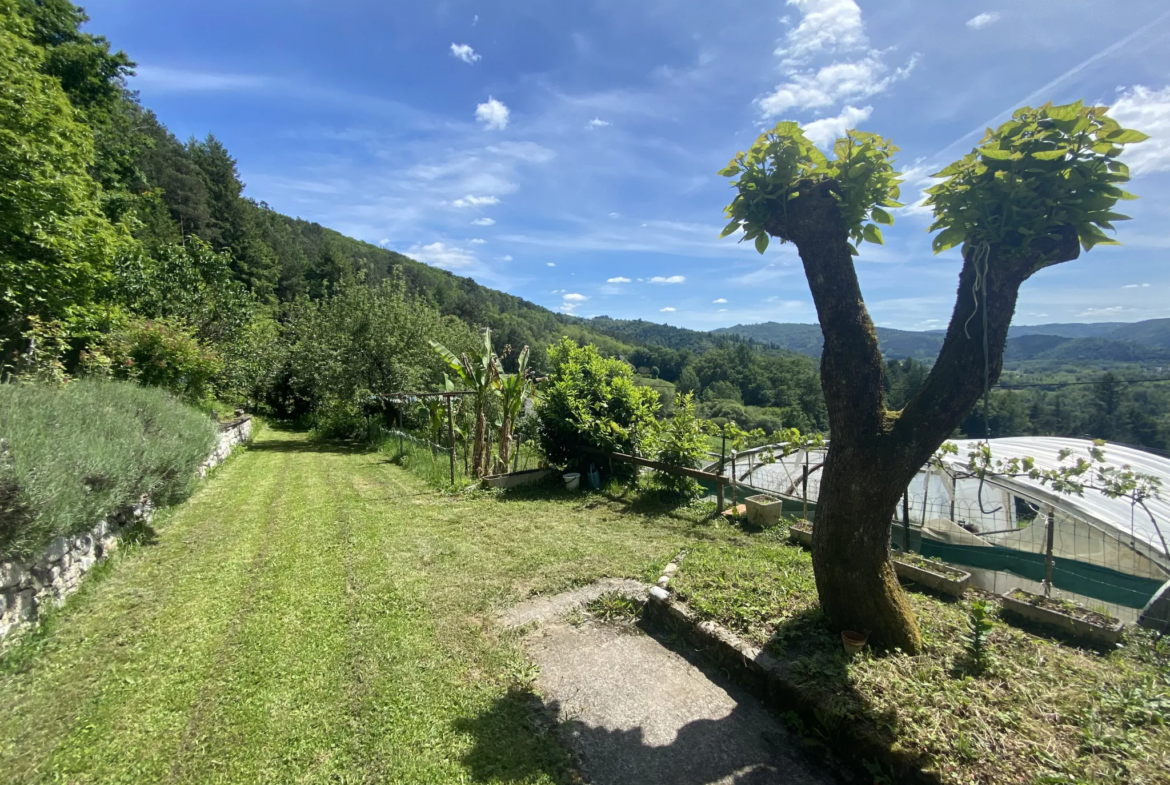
[0,427,719,784]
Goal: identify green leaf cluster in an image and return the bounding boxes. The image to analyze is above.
[648,392,708,498]
[536,337,660,471]
[718,122,902,255]
[924,101,1147,257]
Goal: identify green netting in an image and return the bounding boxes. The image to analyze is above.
[891,527,1163,609]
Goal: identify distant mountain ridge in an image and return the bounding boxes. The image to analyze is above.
[711,319,1170,364]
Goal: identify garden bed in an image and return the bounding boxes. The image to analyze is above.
[1001,588,1125,645]
[892,552,970,598]
[666,536,1170,785]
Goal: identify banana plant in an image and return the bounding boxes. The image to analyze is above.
[494,345,536,474]
[430,329,499,479]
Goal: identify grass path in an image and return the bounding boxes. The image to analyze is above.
[0,428,719,784]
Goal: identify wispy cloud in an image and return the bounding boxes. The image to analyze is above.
[607,276,631,283]
[1123,282,1152,289]
[649,275,686,284]
[450,43,481,64]
[966,12,1001,30]
[713,298,728,304]
[660,307,676,312]
[546,262,556,266]
[476,97,510,130]
[470,238,487,244]
[587,118,611,129]
[452,195,501,208]
[133,66,267,93]
[406,242,478,269]
[471,217,496,226]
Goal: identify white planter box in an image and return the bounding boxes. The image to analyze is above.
[1001,589,1124,645]
[744,494,785,528]
[481,469,552,490]
[892,557,970,598]
[788,522,813,548]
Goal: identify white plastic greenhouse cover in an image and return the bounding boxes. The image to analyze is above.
[940,437,1170,559]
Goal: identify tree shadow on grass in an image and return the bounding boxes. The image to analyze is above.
[453,685,855,785]
[749,607,942,784]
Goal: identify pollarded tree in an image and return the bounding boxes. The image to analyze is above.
[719,103,1147,652]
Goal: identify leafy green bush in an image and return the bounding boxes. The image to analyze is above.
[536,338,659,470]
[87,319,223,403]
[0,379,217,559]
[649,393,707,498]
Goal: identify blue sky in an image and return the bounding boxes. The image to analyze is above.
[86,0,1170,330]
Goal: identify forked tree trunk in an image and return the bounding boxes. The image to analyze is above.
[772,180,1080,652]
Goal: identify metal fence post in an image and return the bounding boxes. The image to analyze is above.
[446,395,456,486]
[902,490,911,552]
[1044,507,1056,596]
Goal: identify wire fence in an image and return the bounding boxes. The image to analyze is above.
[707,444,1169,623]
[380,428,544,488]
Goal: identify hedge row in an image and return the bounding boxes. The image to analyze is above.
[0,380,218,559]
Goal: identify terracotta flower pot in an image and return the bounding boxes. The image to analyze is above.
[841,630,867,655]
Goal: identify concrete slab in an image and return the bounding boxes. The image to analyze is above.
[502,583,850,785]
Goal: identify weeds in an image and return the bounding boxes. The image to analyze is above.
[586,592,642,623]
[962,598,995,674]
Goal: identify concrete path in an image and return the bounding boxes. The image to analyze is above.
[502,585,852,785]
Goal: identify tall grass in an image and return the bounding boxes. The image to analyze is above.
[381,432,470,489]
[0,380,218,559]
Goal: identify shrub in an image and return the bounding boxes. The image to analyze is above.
[536,338,660,470]
[0,379,218,559]
[650,393,707,498]
[87,319,222,404]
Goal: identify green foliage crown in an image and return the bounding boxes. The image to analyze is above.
[719,122,903,255]
[924,101,1147,258]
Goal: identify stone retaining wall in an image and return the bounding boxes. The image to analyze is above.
[0,415,253,645]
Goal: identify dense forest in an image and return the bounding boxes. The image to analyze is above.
[1,0,1166,451]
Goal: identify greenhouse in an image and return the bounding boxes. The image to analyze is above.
[728,436,1170,622]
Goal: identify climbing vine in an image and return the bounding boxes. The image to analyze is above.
[924,101,1148,261]
[718,122,902,255]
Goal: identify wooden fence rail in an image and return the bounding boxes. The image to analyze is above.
[580,447,731,513]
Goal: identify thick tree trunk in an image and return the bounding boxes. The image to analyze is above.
[769,179,1080,653]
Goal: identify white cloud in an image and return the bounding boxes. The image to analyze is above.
[560,292,588,314]
[405,242,478,269]
[966,12,1001,30]
[503,255,514,261]
[587,118,611,129]
[471,217,496,226]
[452,195,500,208]
[1110,86,1170,175]
[1123,283,1152,289]
[1077,306,1129,317]
[546,262,556,267]
[470,238,487,244]
[660,307,676,312]
[802,105,873,147]
[713,298,728,304]
[476,97,510,130]
[759,56,916,115]
[777,0,866,66]
[649,275,686,284]
[759,1,917,117]
[450,43,481,64]
[608,212,621,218]
[607,276,632,283]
